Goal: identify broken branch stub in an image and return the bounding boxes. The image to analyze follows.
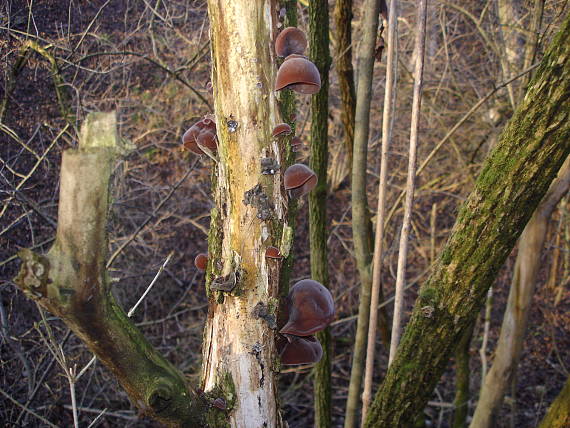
[14,112,213,427]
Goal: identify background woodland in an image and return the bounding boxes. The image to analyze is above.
[0,0,568,427]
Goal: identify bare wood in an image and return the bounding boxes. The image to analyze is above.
[201,1,287,427]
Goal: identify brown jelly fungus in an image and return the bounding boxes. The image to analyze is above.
[279,279,335,336]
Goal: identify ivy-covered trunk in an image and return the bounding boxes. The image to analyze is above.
[365,13,570,427]
[200,1,288,426]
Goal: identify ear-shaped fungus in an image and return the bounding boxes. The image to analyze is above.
[279,335,323,365]
[275,55,321,95]
[275,27,307,57]
[272,123,292,138]
[279,279,335,336]
[284,164,317,198]
[290,136,302,152]
[182,115,218,155]
[265,246,283,260]
[194,253,208,271]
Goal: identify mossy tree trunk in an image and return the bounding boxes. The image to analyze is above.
[308,0,332,426]
[201,1,289,427]
[14,113,213,427]
[365,14,570,427]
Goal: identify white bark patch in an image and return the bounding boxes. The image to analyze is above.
[203,1,284,427]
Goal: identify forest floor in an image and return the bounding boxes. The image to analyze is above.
[0,1,568,427]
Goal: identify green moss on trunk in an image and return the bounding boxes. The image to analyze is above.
[365,15,570,427]
[308,0,332,426]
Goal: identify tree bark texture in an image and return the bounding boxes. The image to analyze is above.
[309,1,332,426]
[14,113,211,427]
[452,322,474,428]
[470,156,570,428]
[538,376,570,428]
[344,0,385,426]
[333,0,356,176]
[277,0,298,301]
[201,1,288,427]
[365,14,570,427]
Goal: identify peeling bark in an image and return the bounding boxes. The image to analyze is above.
[201,1,287,427]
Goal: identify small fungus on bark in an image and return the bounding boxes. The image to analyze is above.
[265,246,283,259]
[283,164,317,198]
[212,397,227,410]
[272,123,292,138]
[275,27,307,57]
[279,335,323,365]
[290,136,302,152]
[194,253,208,271]
[182,115,218,155]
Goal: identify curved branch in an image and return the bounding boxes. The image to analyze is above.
[14,112,213,427]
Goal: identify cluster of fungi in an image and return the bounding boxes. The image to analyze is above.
[182,26,334,366]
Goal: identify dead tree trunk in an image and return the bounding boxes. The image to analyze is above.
[364,14,570,427]
[200,1,288,427]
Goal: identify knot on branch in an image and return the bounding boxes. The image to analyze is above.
[148,385,174,413]
[14,249,50,298]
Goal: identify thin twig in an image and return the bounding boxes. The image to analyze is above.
[106,159,198,267]
[74,50,211,109]
[383,63,540,230]
[127,251,173,317]
[0,387,60,428]
[361,0,400,420]
[330,269,428,327]
[77,251,174,380]
[388,0,428,366]
[72,0,111,52]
